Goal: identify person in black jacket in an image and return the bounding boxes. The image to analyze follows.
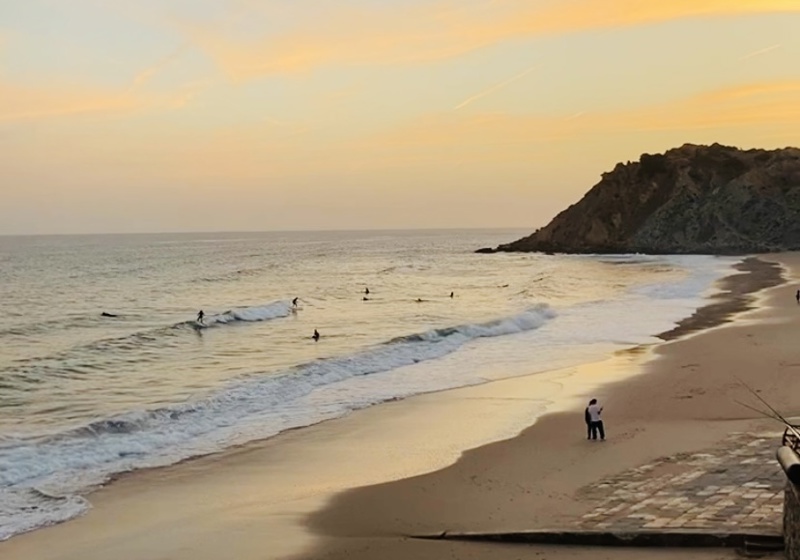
[584,405,592,440]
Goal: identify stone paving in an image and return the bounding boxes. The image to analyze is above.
[577,432,785,534]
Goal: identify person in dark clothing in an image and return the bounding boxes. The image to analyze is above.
[584,406,592,440]
[292,297,299,308]
[365,287,370,295]
[197,310,205,324]
[450,291,454,298]
[796,290,799,304]
[312,329,320,341]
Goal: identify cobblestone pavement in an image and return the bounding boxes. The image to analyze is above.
[577,433,784,534]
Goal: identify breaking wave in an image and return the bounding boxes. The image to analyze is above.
[0,305,554,540]
[2,301,294,383]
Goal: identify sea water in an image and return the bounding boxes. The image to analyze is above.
[0,229,738,539]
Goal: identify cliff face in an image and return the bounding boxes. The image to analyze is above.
[491,143,800,254]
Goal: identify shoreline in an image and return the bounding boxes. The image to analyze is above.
[299,253,796,560]
[657,256,782,340]
[0,254,789,560]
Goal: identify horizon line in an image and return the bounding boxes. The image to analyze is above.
[0,226,536,238]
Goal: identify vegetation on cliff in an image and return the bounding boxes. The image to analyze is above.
[485,144,800,255]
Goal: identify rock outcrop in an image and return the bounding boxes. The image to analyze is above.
[485,143,800,254]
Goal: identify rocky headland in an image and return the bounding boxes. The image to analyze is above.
[482,143,800,254]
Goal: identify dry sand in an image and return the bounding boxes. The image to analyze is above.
[0,255,797,560]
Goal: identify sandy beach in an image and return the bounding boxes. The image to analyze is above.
[1,254,796,560]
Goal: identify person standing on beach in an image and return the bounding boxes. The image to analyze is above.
[587,398,605,441]
[584,404,592,440]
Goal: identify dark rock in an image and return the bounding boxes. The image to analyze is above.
[487,143,800,254]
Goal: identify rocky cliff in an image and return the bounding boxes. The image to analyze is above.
[485,143,800,254]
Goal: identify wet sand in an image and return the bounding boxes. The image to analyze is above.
[300,254,796,560]
[0,255,795,560]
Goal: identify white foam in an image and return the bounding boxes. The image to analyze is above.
[0,489,89,542]
[204,301,292,326]
[0,255,740,541]
[0,306,555,540]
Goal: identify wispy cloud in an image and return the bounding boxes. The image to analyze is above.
[454,66,536,110]
[0,77,209,122]
[170,79,211,109]
[698,80,800,102]
[173,0,800,80]
[0,83,147,122]
[372,78,800,153]
[133,44,190,88]
[740,43,782,60]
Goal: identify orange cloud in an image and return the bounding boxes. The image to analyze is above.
[0,83,148,121]
[177,0,800,79]
[0,77,209,122]
[132,43,189,88]
[365,78,800,157]
[626,80,800,131]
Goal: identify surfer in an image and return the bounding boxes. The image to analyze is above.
[197,310,205,324]
[365,287,370,295]
[450,291,454,298]
[312,329,320,342]
[363,296,370,301]
[796,289,799,304]
[101,312,118,318]
[292,297,299,308]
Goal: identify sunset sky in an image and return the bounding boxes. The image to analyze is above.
[3,0,800,235]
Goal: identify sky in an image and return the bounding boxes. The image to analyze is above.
[2,0,800,235]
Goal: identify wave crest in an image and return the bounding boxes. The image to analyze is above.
[0,305,554,540]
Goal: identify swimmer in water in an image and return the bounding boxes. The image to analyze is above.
[312,329,320,341]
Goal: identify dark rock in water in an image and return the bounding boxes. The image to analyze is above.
[483,143,800,255]
[101,312,118,317]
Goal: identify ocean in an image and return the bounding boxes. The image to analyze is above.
[0,229,737,540]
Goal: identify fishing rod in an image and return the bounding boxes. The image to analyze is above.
[735,375,800,441]
[734,399,785,423]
